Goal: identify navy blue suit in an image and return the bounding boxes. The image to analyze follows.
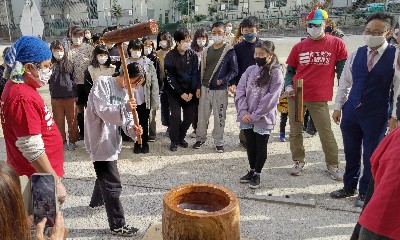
[341,45,396,196]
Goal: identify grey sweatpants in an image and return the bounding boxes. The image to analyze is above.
[196,86,228,146]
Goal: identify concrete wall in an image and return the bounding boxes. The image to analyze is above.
[194,0,316,18]
[148,0,178,24]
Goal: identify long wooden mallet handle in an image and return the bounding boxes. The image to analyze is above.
[101,20,159,44]
[294,79,304,123]
[117,43,142,145]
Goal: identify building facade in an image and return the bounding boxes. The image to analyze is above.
[193,0,315,17]
[0,0,180,37]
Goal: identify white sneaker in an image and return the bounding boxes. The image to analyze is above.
[290,161,305,176]
[326,165,343,181]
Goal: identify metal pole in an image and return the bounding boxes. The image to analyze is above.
[187,0,189,29]
[227,0,230,18]
[5,0,12,42]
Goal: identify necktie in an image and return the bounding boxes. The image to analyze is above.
[367,50,378,72]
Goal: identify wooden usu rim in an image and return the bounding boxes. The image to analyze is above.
[163,183,239,216]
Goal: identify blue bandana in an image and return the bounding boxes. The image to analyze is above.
[4,36,51,83]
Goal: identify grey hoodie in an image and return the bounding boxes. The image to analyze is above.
[84,76,137,162]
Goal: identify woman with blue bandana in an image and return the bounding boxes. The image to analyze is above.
[0,36,67,204]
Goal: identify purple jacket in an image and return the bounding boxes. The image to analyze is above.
[235,64,284,130]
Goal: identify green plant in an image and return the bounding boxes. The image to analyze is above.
[176,0,195,16]
[208,5,217,15]
[110,0,122,24]
[194,14,207,22]
[158,21,184,32]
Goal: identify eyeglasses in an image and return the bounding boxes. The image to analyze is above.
[32,63,53,70]
[307,23,322,28]
[363,30,387,36]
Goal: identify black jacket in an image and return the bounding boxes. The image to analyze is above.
[48,60,77,99]
[164,48,199,97]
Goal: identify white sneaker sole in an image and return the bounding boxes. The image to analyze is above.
[326,170,343,181]
[249,184,260,189]
[111,232,135,237]
[216,149,224,153]
[329,174,343,181]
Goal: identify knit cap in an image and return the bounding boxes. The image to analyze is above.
[4,36,51,83]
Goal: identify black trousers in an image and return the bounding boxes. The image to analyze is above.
[192,97,199,131]
[90,161,126,230]
[136,103,150,144]
[160,91,170,127]
[168,94,196,142]
[350,179,389,240]
[243,129,270,173]
[280,112,288,133]
[359,226,393,240]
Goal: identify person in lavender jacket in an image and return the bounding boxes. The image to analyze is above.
[235,40,284,188]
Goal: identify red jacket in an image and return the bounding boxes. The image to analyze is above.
[358,127,400,239]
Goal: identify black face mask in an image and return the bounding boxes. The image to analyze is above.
[325,26,333,33]
[255,57,267,66]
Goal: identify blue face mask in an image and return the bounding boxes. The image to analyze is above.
[243,33,257,42]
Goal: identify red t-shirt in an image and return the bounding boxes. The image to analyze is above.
[358,127,400,239]
[286,35,348,101]
[0,81,64,178]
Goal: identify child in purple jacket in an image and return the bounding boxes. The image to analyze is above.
[235,40,284,188]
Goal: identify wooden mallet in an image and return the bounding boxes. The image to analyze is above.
[101,20,159,144]
[294,79,304,123]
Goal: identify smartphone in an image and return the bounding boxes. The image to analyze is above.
[31,174,58,227]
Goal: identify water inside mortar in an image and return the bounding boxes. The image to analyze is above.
[178,202,225,214]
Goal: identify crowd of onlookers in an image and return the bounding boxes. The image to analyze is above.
[0,8,399,240]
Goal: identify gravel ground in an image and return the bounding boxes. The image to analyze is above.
[0,35,365,240]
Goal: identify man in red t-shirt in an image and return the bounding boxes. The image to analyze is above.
[1,36,66,203]
[355,127,400,239]
[284,9,348,179]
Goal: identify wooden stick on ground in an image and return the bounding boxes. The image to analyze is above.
[295,79,304,123]
[117,43,142,145]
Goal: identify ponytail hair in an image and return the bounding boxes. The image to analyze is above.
[255,40,279,90]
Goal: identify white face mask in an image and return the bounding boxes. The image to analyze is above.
[197,39,207,47]
[181,42,191,51]
[72,37,83,45]
[130,50,142,59]
[226,26,233,33]
[53,52,64,60]
[307,26,324,39]
[159,40,168,49]
[85,33,91,39]
[363,35,386,48]
[32,65,52,87]
[97,56,108,65]
[212,35,225,44]
[143,47,152,55]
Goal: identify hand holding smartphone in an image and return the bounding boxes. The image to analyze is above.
[31,173,59,227]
